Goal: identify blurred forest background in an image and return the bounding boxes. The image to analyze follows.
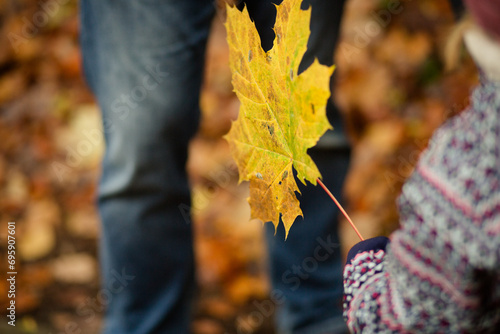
[0,0,477,333]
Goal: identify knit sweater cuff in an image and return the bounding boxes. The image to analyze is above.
[343,249,386,322]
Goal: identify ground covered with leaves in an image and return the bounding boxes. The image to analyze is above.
[0,0,477,333]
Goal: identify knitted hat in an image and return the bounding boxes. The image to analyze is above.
[464,0,500,39]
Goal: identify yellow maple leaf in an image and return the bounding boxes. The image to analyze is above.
[224,0,334,237]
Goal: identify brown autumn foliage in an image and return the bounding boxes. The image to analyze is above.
[0,0,477,333]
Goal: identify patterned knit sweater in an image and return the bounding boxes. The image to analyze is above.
[343,29,500,333]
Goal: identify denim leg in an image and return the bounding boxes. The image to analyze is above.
[80,1,214,333]
[266,148,350,334]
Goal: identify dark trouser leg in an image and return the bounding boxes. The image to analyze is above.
[80,1,214,332]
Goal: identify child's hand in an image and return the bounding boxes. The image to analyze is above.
[345,236,390,265]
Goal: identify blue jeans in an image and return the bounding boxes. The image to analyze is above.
[80,0,348,333]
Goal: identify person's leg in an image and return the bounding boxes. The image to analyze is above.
[244,0,350,333]
[265,148,350,334]
[80,1,214,333]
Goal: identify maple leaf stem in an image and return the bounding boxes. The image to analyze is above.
[317,178,364,241]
